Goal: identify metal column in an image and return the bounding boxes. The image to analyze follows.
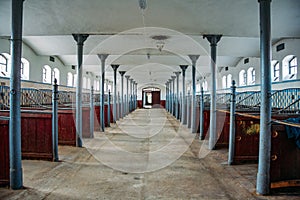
[165,82,169,111]
[174,72,181,120]
[199,87,205,140]
[52,79,59,162]
[129,79,133,112]
[73,34,89,147]
[256,0,272,195]
[171,76,176,116]
[125,75,130,115]
[9,0,24,189]
[228,80,236,164]
[90,86,94,138]
[119,71,126,118]
[111,65,119,122]
[188,55,199,133]
[97,54,108,132]
[107,90,111,127]
[180,65,188,125]
[204,35,222,149]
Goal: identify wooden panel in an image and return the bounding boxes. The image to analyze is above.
[20,111,53,161]
[270,124,300,188]
[58,109,76,146]
[0,119,9,187]
[234,115,260,163]
[152,91,160,107]
[137,100,143,108]
[82,107,91,138]
[216,111,230,147]
[160,100,166,108]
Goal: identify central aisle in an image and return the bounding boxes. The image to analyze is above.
[2,108,291,199]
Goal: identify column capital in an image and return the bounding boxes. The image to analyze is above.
[97,54,109,62]
[203,35,222,46]
[188,55,200,64]
[119,71,126,76]
[179,65,189,72]
[174,71,181,77]
[111,64,120,71]
[258,0,272,3]
[125,75,130,80]
[72,34,89,45]
[171,75,176,81]
[129,78,134,82]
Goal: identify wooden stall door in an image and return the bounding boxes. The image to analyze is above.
[0,120,9,187]
[152,91,161,108]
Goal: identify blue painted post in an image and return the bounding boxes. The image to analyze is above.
[180,65,189,124]
[228,80,236,164]
[189,55,200,133]
[107,90,111,127]
[204,35,222,150]
[90,86,94,138]
[52,79,59,161]
[98,54,109,132]
[111,65,119,122]
[119,71,126,118]
[125,75,130,115]
[174,72,181,119]
[257,0,272,195]
[199,87,205,140]
[73,34,89,146]
[187,91,191,128]
[9,0,24,189]
[179,92,182,121]
[135,82,138,109]
[171,76,176,116]
[165,82,168,111]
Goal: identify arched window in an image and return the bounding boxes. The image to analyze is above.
[271,60,280,82]
[0,54,8,77]
[21,58,30,80]
[239,70,247,86]
[222,75,227,89]
[202,80,208,91]
[67,72,73,86]
[52,68,60,84]
[282,55,297,80]
[43,65,52,83]
[73,74,78,87]
[227,74,232,88]
[87,78,91,89]
[247,67,255,85]
[83,77,87,89]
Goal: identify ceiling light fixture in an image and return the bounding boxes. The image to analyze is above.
[156,41,164,52]
[138,0,147,10]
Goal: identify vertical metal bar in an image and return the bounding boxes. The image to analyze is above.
[98,54,108,131]
[189,56,199,133]
[129,79,133,112]
[107,90,111,127]
[73,34,89,146]
[119,71,126,118]
[125,75,130,115]
[9,0,24,189]
[171,76,176,116]
[187,91,191,128]
[165,82,168,110]
[90,86,94,138]
[204,35,222,150]
[52,79,59,162]
[111,65,119,122]
[174,72,181,119]
[199,87,205,140]
[228,80,236,164]
[180,65,188,124]
[257,0,272,195]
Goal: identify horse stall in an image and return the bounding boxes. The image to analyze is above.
[0,110,53,161]
[0,117,9,187]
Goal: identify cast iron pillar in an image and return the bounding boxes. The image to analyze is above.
[256,0,272,195]
[204,34,222,149]
[90,86,94,138]
[188,55,200,133]
[73,34,89,147]
[107,90,111,127]
[165,82,169,111]
[228,80,236,164]
[180,65,189,125]
[52,79,59,162]
[129,78,133,112]
[119,71,126,118]
[125,75,130,115]
[111,65,119,122]
[171,76,176,116]
[174,72,181,120]
[97,54,109,132]
[199,87,205,140]
[9,0,24,189]
[135,82,138,109]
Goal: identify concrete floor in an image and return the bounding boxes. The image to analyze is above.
[0,108,299,200]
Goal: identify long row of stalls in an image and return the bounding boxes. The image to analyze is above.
[167,87,300,190]
[0,85,136,187]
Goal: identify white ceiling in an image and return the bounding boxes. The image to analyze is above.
[0,0,299,85]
